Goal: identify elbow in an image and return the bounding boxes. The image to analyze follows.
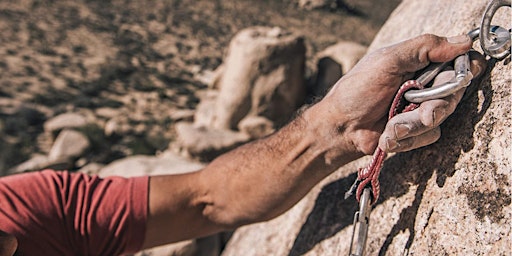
[199,202,254,230]
[198,198,277,231]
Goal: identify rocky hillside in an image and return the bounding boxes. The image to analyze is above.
[0,0,399,174]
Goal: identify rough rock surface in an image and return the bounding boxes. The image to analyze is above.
[221,1,511,255]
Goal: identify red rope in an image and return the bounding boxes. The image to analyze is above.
[355,80,424,204]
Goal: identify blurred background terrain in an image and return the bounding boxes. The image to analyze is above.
[0,0,400,174]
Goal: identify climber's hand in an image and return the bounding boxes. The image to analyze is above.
[318,34,486,155]
[378,50,486,152]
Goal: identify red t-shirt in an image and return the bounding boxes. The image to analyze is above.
[0,170,148,255]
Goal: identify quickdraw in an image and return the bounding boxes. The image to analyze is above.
[346,0,511,255]
[345,80,424,205]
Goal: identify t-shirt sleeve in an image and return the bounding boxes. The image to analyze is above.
[0,170,148,256]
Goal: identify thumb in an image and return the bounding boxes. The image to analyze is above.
[389,34,472,73]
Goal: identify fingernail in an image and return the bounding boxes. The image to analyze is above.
[432,108,446,126]
[473,64,483,77]
[386,138,400,152]
[394,123,410,139]
[447,35,470,44]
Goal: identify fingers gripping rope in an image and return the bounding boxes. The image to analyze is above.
[354,80,423,204]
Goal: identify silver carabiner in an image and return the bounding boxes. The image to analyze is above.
[404,53,473,103]
[403,28,480,103]
[405,22,511,103]
[404,0,511,103]
[480,0,511,59]
[348,188,372,256]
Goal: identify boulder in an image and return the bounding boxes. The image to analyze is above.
[177,26,306,159]
[48,129,90,163]
[311,41,367,97]
[98,151,204,178]
[11,128,94,173]
[297,0,331,10]
[43,112,89,133]
[95,107,120,119]
[169,109,195,123]
[193,91,219,128]
[237,116,275,139]
[173,122,251,162]
[9,154,74,173]
[211,26,306,130]
[221,1,511,255]
[77,162,105,176]
[9,154,49,173]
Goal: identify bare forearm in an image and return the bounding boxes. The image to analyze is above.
[143,34,478,249]
[143,104,361,249]
[196,104,362,227]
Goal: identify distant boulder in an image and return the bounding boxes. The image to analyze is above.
[48,129,90,163]
[44,112,90,133]
[298,0,332,10]
[175,26,306,160]
[173,122,251,162]
[310,41,367,97]
[211,26,306,130]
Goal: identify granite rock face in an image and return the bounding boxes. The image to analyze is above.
[221,1,511,255]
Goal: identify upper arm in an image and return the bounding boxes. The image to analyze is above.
[0,170,148,255]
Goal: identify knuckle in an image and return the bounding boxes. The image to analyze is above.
[446,90,464,111]
[415,34,444,63]
[398,138,414,151]
[431,127,442,140]
[432,108,447,127]
[417,33,440,46]
[419,101,448,128]
[418,33,439,43]
[422,127,442,146]
[419,107,436,128]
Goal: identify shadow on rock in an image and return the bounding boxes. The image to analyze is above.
[378,64,496,254]
[288,64,495,255]
[288,172,359,256]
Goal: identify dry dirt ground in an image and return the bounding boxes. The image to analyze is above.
[0,0,400,172]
